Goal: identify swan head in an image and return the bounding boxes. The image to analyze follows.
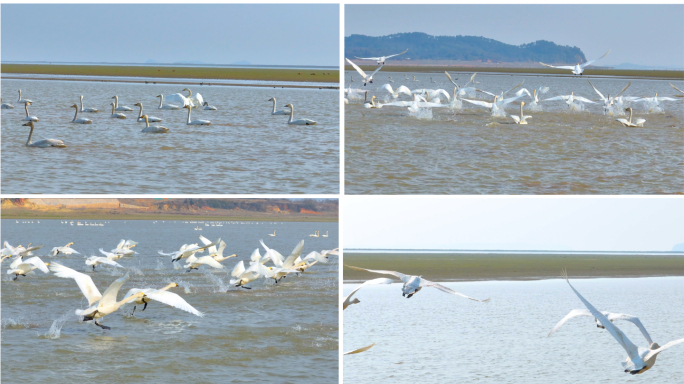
[67,242,74,246]
[80,95,84,100]
[350,298,360,305]
[650,342,661,350]
[25,101,32,106]
[285,104,293,108]
[268,97,275,101]
[521,102,525,107]
[156,95,162,98]
[203,102,209,106]
[71,104,78,109]
[134,103,142,106]
[22,121,35,128]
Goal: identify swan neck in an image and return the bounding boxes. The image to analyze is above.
[80,96,85,111]
[25,103,30,117]
[73,107,79,122]
[187,106,191,123]
[158,95,163,108]
[288,105,294,122]
[26,125,34,146]
[272,98,277,113]
[628,108,633,124]
[114,96,118,107]
[138,104,143,118]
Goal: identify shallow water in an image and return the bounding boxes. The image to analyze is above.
[343,277,684,383]
[345,72,684,194]
[1,79,339,194]
[1,219,339,383]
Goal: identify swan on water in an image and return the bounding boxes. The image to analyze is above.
[355,49,408,65]
[23,121,66,148]
[17,89,33,104]
[284,104,317,125]
[268,230,276,237]
[346,265,491,301]
[112,95,132,111]
[388,76,394,83]
[140,115,169,133]
[344,343,376,355]
[202,102,217,110]
[7,256,49,280]
[382,94,447,113]
[185,105,211,125]
[322,231,328,237]
[543,92,596,110]
[182,88,203,108]
[548,309,653,344]
[560,269,684,375]
[79,95,98,112]
[156,94,180,110]
[85,256,123,271]
[412,76,419,82]
[343,277,393,309]
[99,248,124,261]
[462,95,510,116]
[430,77,436,83]
[23,101,39,122]
[587,80,631,115]
[1,98,15,109]
[110,102,127,119]
[380,84,412,99]
[346,58,383,86]
[540,49,611,75]
[268,97,291,115]
[134,103,162,122]
[122,282,204,317]
[510,102,531,124]
[350,75,355,83]
[412,88,450,102]
[616,107,645,127]
[362,92,379,109]
[70,104,92,124]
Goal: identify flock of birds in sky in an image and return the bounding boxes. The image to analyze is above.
[2,236,337,330]
[343,266,684,375]
[1,87,317,148]
[345,49,684,127]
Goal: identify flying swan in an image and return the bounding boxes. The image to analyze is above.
[346,58,383,86]
[122,282,204,317]
[540,49,611,75]
[355,49,408,65]
[343,277,393,309]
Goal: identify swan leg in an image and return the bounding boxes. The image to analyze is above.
[407,293,414,298]
[13,275,18,281]
[132,306,137,316]
[94,321,110,330]
[142,302,147,311]
[240,286,252,290]
[93,265,96,271]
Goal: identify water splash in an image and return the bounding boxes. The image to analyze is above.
[39,313,71,339]
[408,107,433,120]
[203,270,229,292]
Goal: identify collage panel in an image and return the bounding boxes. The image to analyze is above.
[342,197,684,381]
[1,198,339,382]
[1,4,340,194]
[344,5,683,194]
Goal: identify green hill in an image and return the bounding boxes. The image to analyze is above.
[345,32,586,64]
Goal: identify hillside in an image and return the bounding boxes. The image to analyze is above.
[345,33,586,64]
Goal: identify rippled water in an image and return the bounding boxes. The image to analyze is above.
[1,78,339,194]
[2,219,338,383]
[345,72,684,194]
[343,277,684,383]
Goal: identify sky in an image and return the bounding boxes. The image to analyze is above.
[1,4,339,66]
[346,5,684,68]
[344,198,684,252]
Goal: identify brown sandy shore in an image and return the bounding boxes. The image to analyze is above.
[343,252,684,282]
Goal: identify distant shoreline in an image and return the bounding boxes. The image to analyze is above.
[343,252,684,282]
[2,211,337,222]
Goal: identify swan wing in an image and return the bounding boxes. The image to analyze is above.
[344,278,394,304]
[49,262,102,305]
[26,244,44,253]
[537,86,550,94]
[421,278,491,302]
[543,95,569,102]
[511,115,521,124]
[670,83,684,94]
[216,240,226,257]
[344,343,375,355]
[500,94,524,106]
[198,235,212,246]
[540,62,575,70]
[354,56,381,61]
[384,49,409,59]
[380,84,394,94]
[580,49,610,68]
[198,256,224,269]
[99,274,129,307]
[475,88,496,98]
[504,80,525,96]
[143,290,205,317]
[462,98,493,108]
[346,58,367,78]
[561,270,641,362]
[250,248,261,263]
[615,118,630,126]
[115,239,126,250]
[614,82,631,98]
[195,93,204,107]
[516,88,531,98]
[572,96,596,104]
[606,313,653,344]
[465,73,478,87]
[645,337,684,360]
[587,80,606,101]
[445,71,459,86]
[369,65,384,78]
[396,85,412,96]
[634,118,646,126]
[96,257,123,268]
[231,260,246,277]
[548,309,594,337]
[164,93,190,107]
[283,240,305,268]
[22,257,50,273]
[345,265,407,280]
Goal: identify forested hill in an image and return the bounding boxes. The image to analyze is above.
[345,33,586,64]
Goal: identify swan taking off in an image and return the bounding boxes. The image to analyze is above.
[548,309,653,344]
[7,256,49,280]
[183,254,224,272]
[22,121,66,148]
[17,89,33,104]
[635,92,677,112]
[122,282,204,317]
[23,101,39,122]
[156,94,180,110]
[140,115,169,133]
[182,88,204,108]
[134,103,162,122]
[355,48,408,65]
[343,277,393,310]
[543,92,595,110]
[268,97,291,115]
[110,103,126,119]
[79,95,98,112]
[616,107,645,127]
[346,58,383,86]
[184,105,211,125]
[85,256,123,271]
[70,104,92,124]
[202,102,217,110]
[346,265,491,301]
[510,102,531,124]
[380,84,412,99]
[285,104,317,125]
[587,80,631,115]
[540,49,611,75]
[112,95,132,111]
[50,242,78,256]
[560,269,684,375]
[198,236,235,263]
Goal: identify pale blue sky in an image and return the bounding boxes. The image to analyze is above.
[346,5,684,68]
[344,198,684,252]
[1,4,339,66]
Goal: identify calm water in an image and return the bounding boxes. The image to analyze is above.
[1,79,339,194]
[2,219,339,383]
[345,72,684,194]
[344,277,684,383]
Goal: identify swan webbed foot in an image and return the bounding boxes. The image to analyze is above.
[407,293,414,298]
[13,275,18,281]
[241,286,252,290]
[142,302,147,311]
[95,321,110,330]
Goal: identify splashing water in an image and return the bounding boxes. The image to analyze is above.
[40,313,71,339]
[409,107,433,120]
[203,270,229,292]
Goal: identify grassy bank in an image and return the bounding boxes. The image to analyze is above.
[343,253,684,282]
[2,64,339,83]
[345,65,684,79]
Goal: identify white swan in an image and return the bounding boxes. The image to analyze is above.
[510,102,531,124]
[139,115,169,133]
[156,94,180,110]
[445,71,480,88]
[112,239,137,256]
[322,231,328,237]
[543,92,596,109]
[23,121,66,148]
[265,240,305,283]
[230,260,268,289]
[198,236,236,263]
[70,104,92,124]
[388,76,394,83]
[560,270,684,375]
[23,101,39,122]
[350,75,354,83]
[344,343,376,355]
[110,102,126,119]
[588,80,631,114]
[355,48,408,65]
[185,105,211,125]
[112,95,132,111]
[363,93,379,109]
[540,49,611,75]
[412,88,450,102]
[635,92,678,112]
[17,89,33,103]
[7,256,49,280]
[79,95,98,112]
[343,278,393,309]
[99,248,123,261]
[549,309,653,344]
[183,88,203,108]
[382,94,446,113]
[50,242,78,256]
[346,58,383,86]
[134,103,162,122]
[380,84,412,99]
[616,107,645,127]
[462,95,506,115]
[183,254,224,271]
[299,248,339,265]
[268,97,291,115]
[412,76,419,82]
[85,256,123,270]
[268,230,276,237]
[159,239,218,262]
[285,104,317,125]
[123,282,204,317]
[346,265,491,301]
[1,98,14,109]
[202,102,217,110]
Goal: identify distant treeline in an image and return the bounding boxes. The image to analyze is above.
[345,33,587,64]
[119,198,338,214]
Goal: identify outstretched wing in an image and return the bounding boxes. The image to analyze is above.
[354,56,381,61]
[548,309,594,337]
[607,314,653,344]
[587,80,606,101]
[345,265,407,280]
[445,71,459,86]
[344,278,394,306]
[614,82,631,98]
[144,290,205,317]
[99,274,129,307]
[421,279,490,302]
[462,98,493,109]
[346,58,367,78]
[368,65,384,78]
[580,49,611,68]
[384,49,409,59]
[49,262,102,305]
[540,62,575,71]
[344,343,375,355]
